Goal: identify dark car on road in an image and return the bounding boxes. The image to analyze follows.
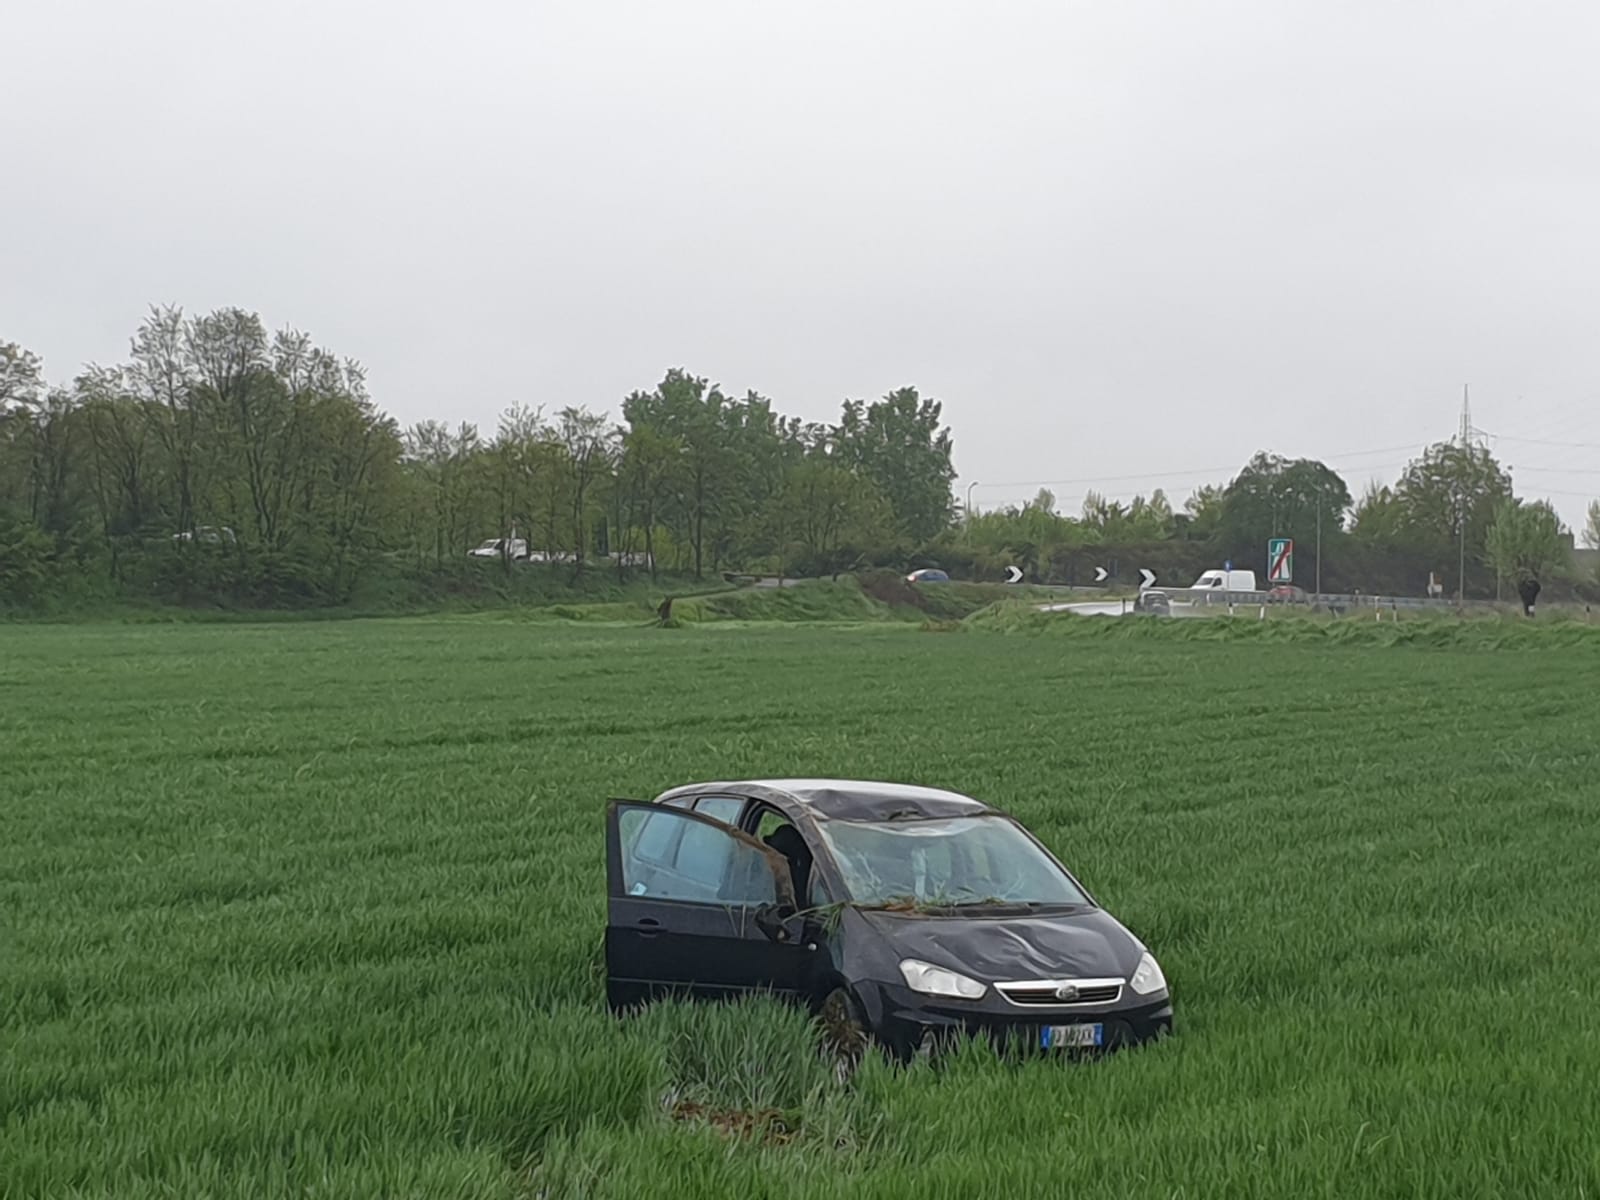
[604,779,1173,1062]
[1133,589,1171,615]
[906,568,950,583]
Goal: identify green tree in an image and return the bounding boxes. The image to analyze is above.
[402,420,487,565]
[0,344,43,522]
[1127,490,1175,541]
[0,514,56,606]
[1,345,76,534]
[0,319,995,609]
[77,366,156,549]
[128,304,205,536]
[1180,484,1225,539]
[20,388,90,541]
[1484,498,1569,589]
[832,387,954,543]
[525,439,574,562]
[778,458,894,579]
[956,489,1089,581]
[488,403,550,568]
[264,328,386,572]
[617,423,682,578]
[621,369,735,578]
[1217,453,1352,569]
[1349,482,1411,551]
[193,315,383,563]
[1013,490,1074,578]
[557,405,615,570]
[710,391,794,571]
[1392,441,1512,590]
[1080,490,1130,541]
[1584,500,1600,551]
[187,308,278,546]
[0,340,45,417]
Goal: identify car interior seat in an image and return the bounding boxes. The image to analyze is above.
[763,824,813,907]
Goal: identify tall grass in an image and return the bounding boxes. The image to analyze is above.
[966,598,1600,649]
[3,620,1598,1197]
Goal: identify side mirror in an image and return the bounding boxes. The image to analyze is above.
[753,903,798,943]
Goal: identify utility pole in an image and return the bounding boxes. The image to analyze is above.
[1315,493,1323,595]
[1456,384,1479,606]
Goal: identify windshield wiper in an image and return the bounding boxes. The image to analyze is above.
[855,896,1078,914]
[853,896,1009,914]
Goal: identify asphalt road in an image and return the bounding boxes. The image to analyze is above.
[1036,600,1131,617]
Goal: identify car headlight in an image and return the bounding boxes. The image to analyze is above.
[899,958,987,1000]
[1129,951,1168,996]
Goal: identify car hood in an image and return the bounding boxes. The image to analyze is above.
[852,907,1139,982]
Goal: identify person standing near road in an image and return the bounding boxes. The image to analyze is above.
[1517,577,1541,617]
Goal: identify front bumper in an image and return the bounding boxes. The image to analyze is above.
[860,980,1173,1058]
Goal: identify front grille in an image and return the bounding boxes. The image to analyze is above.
[995,979,1123,1007]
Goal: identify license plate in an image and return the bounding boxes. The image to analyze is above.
[1040,1023,1103,1049]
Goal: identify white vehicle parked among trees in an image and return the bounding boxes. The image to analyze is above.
[468,537,529,561]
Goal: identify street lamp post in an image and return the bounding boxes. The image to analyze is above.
[1315,495,1323,595]
[966,480,979,523]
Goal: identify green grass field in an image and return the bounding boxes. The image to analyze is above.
[4,617,1599,1198]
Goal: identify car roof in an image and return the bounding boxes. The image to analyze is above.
[651,778,996,822]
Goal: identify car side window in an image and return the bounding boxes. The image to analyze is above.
[753,807,816,905]
[754,809,789,842]
[629,809,683,865]
[675,817,734,882]
[617,807,778,905]
[692,796,745,825]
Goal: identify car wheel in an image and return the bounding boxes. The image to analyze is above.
[817,986,871,1081]
[606,980,647,1015]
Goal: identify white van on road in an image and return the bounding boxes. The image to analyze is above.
[1190,569,1258,591]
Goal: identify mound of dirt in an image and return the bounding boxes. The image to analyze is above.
[859,570,926,610]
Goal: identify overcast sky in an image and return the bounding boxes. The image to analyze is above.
[6,0,1600,528]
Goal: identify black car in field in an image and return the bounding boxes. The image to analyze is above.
[604,779,1173,1060]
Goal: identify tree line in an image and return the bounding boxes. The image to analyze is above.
[961,446,1593,599]
[2,305,1594,610]
[0,307,955,608]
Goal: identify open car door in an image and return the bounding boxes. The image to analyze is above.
[605,800,806,1008]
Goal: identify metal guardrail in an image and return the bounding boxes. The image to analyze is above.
[1149,588,1500,612]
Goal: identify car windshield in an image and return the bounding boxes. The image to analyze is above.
[815,815,1090,909]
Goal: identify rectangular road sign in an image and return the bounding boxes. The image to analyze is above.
[1267,537,1293,584]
